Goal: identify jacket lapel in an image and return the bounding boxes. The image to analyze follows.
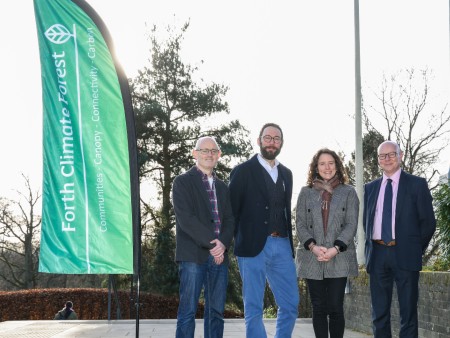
[326,186,341,233]
[250,155,269,200]
[395,171,407,227]
[190,167,211,209]
[278,165,292,208]
[215,180,226,218]
[310,189,326,239]
[368,178,382,238]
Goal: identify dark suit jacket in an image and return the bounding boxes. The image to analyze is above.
[172,166,235,264]
[363,170,436,272]
[229,154,294,257]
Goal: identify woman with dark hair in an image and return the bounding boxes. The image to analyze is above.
[295,148,359,338]
[54,301,78,320]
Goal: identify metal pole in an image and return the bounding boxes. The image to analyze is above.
[135,273,140,337]
[108,275,112,321]
[354,0,365,265]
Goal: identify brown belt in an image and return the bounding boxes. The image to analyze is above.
[373,239,396,246]
[270,232,281,237]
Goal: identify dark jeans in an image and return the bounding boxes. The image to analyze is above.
[369,243,419,338]
[307,277,347,338]
[176,256,228,338]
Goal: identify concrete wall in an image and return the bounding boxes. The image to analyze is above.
[344,271,450,338]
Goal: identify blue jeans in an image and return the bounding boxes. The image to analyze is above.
[176,255,228,338]
[237,236,299,338]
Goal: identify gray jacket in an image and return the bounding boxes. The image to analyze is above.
[295,184,359,280]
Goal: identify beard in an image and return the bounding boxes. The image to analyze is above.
[260,145,281,160]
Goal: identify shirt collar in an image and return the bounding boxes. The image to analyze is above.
[257,153,279,170]
[383,168,401,185]
[195,166,216,180]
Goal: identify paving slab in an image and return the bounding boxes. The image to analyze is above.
[0,319,372,337]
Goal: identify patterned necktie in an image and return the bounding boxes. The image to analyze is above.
[381,178,393,243]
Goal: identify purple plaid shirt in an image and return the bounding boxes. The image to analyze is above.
[196,167,221,237]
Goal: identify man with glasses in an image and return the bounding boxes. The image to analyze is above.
[229,123,299,337]
[363,140,436,338]
[172,136,235,338]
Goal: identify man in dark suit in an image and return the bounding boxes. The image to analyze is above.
[229,123,299,338]
[172,136,234,338]
[363,140,436,338]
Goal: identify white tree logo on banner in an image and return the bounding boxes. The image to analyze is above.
[45,24,72,44]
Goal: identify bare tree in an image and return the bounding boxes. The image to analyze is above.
[0,175,41,289]
[363,68,450,188]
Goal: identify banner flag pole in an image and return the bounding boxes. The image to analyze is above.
[34,0,141,333]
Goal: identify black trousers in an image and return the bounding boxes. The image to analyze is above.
[307,277,347,338]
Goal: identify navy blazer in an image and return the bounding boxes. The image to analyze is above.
[363,170,436,272]
[229,154,294,257]
[172,166,235,264]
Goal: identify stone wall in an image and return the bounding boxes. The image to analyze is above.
[344,271,450,338]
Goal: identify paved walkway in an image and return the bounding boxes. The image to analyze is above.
[0,319,372,337]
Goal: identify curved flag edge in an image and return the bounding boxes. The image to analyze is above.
[70,0,141,278]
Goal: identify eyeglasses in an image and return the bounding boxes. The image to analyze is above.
[378,152,397,160]
[196,148,220,155]
[261,135,282,144]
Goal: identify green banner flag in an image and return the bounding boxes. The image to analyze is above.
[34,0,138,274]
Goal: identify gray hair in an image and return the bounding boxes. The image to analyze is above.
[377,140,401,155]
[194,136,220,150]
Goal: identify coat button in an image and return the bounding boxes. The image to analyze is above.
[265,206,269,210]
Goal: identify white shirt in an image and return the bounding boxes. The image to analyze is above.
[257,154,279,183]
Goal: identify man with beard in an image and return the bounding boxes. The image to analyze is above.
[229,123,299,338]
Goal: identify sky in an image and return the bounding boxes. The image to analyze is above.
[0,0,449,203]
